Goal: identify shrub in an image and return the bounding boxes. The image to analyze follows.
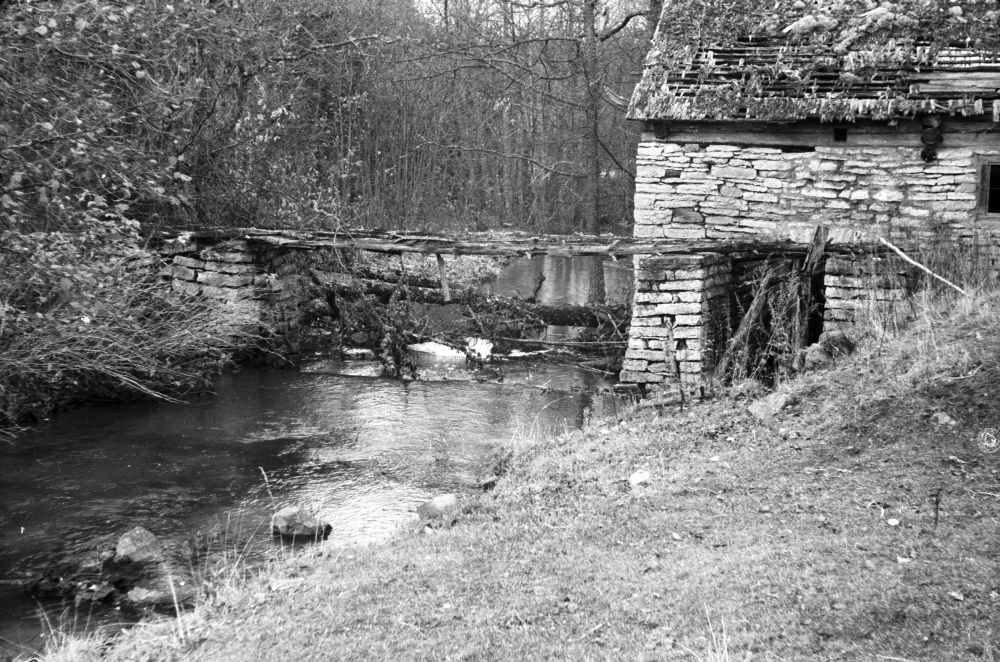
[0,235,253,429]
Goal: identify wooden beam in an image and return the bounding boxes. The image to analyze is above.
[156,227,891,260]
[237,230,883,259]
[435,253,451,302]
[643,118,1000,149]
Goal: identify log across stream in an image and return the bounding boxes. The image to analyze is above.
[315,254,634,347]
[0,256,633,657]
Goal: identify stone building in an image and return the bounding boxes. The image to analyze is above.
[619,27,1000,392]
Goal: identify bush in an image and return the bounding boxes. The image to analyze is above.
[0,236,253,430]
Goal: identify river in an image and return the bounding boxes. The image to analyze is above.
[0,255,633,657]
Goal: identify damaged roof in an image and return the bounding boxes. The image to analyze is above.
[629,26,1000,123]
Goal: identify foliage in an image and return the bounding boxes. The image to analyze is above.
[0,249,252,427]
[2,0,651,235]
[0,0,401,232]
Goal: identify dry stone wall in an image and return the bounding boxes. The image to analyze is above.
[622,253,731,396]
[634,143,1000,244]
[823,254,910,327]
[160,239,311,351]
[622,137,1000,391]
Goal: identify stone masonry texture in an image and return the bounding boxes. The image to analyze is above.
[623,139,1000,389]
[160,240,313,351]
[634,143,1000,244]
[624,253,732,397]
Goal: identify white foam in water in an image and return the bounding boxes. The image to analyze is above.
[407,341,465,358]
[464,338,493,359]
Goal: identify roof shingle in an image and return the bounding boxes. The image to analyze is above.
[629,37,1000,122]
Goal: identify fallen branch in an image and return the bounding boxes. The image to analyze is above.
[878,237,969,297]
[320,272,628,328]
[713,267,778,381]
[497,337,627,347]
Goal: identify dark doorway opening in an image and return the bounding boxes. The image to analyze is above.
[807,267,826,344]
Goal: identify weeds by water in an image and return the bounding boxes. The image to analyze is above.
[39,269,1000,660]
[0,253,257,432]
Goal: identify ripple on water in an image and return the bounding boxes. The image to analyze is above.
[0,364,624,655]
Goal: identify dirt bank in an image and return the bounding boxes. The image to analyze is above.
[45,290,1000,661]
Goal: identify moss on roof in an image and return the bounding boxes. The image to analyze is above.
[629,1,1000,122]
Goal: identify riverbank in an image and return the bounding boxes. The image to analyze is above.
[45,288,999,661]
[0,245,508,438]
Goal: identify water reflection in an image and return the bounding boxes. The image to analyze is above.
[483,255,633,341]
[484,255,632,306]
[0,364,622,654]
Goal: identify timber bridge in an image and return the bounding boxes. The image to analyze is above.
[157,227,905,395]
[158,226,872,258]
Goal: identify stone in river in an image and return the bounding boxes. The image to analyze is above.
[270,505,332,542]
[115,526,164,564]
[127,575,197,609]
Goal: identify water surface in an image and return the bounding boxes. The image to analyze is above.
[0,361,620,656]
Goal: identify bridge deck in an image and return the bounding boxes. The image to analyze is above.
[165,228,883,259]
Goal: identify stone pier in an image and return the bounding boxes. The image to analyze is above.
[621,253,732,397]
[823,255,911,328]
[160,238,317,351]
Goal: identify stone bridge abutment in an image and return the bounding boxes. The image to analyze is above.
[159,236,319,352]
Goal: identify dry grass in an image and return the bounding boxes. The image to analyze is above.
[0,256,257,429]
[38,285,1000,662]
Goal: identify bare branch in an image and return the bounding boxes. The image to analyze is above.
[598,11,646,42]
[597,136,635,181]
[265,35,389,63]
[415,141,583,179]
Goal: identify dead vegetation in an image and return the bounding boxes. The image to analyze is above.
[302,249,629,373]
[41,273,1000,661]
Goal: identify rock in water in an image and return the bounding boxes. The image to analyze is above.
[115,527,164,564]
[417,494,461,522]
[270,505,332,542]
[127,576,198,609]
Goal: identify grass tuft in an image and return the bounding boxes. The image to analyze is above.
[39,281,1000,661]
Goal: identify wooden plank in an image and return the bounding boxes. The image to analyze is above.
[157,227,891,260]
[243,232,880,259]
[802,225,830,276]
[435,253,451,302]
[921,72,1000,93]
[642,118,1000,148]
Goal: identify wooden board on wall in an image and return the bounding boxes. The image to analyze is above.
[644,119,1000,149]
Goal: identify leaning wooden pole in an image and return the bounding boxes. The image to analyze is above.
[795,226,829,353]
[878,237,969,297]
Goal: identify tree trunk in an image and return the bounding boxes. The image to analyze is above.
[580,0,601,234]
[647,0,663,39]
[320,272,627,328]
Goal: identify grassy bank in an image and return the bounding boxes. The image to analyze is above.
[46,289,999,661]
